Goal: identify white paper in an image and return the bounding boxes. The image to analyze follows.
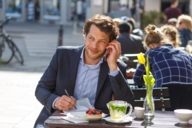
[62,112,88,123]
[61,98,93,123]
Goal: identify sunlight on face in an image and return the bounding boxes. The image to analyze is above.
[84,25,110,64]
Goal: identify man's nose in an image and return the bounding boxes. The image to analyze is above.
[91,41,98,49]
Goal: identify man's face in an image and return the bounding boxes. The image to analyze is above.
[177,21,185,30]
[84,24,110,62]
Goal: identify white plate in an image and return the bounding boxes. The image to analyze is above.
[103,116,133,124]
[86,113,107,121]
[65,111,107,121]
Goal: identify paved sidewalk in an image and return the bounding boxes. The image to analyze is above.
[0,71,42,128]
[6,22,84,57]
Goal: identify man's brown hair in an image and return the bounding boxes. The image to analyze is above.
[83,14,117,42]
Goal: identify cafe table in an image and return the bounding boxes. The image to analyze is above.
[44,110,191,128]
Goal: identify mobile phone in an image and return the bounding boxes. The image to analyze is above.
[103,49,109,60]
[104,48,112,60]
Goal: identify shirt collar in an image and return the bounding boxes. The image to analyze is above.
[162,43,174,48]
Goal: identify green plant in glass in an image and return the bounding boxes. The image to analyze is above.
[137,53,155,126]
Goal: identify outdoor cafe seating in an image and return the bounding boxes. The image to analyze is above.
[44,53,192,128]
[132,87,171,111]
[45,110,183,128]
[132,83,192,111]
[122,53,192,110]
[44,84,192,128]
[120,54,138,69]
[163,84,192,110]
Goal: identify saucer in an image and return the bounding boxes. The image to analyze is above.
[175,123,192,127]
[103,116,133,124]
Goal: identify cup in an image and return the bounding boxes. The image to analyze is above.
[134,106,144,119]
[126,68,136,79]
[107,100,133,121]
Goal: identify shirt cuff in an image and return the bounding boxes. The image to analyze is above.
[109,69,119,77]
[52,97,60,109]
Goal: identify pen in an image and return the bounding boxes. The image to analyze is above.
[64,89,70,97]
[64,89,77,109]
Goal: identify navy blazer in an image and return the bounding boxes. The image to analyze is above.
[34,46,134,127]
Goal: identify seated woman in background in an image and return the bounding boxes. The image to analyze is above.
[160,24,181,48]
[176,14,192,47]
[161,25,192,53]
[133,24,192,88]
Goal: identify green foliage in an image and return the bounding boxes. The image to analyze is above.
[141,11,165,29]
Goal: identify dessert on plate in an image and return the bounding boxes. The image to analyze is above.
[86,108,102,120]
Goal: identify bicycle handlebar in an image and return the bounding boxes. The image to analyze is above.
[0,17,12,28]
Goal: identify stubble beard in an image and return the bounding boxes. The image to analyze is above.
[84,48,105,64]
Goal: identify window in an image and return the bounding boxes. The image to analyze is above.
[43,0,60,21]
[5,0,22,18]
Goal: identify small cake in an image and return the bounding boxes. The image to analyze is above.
[86,108,102,120]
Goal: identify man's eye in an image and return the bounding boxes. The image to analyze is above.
[99,41,107,45]
[88,36,94,41]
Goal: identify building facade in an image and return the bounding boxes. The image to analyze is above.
[0,0,191,25]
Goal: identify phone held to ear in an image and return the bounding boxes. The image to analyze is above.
[104,48,112,60]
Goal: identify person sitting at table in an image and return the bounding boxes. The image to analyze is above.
[117,21,145,55]
[34,14,134,128]
[167,18,178,27]
[160,24,181,48]
[161,25,192,110]
[176,14,192,47]
[133,24,192,88]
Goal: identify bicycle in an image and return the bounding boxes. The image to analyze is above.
[0,18,24,65]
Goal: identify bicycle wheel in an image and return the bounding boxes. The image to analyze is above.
[0,36,14,64]
[8,40,24,65]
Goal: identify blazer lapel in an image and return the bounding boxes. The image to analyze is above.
[95,61,109,102]
[67,47,83,96]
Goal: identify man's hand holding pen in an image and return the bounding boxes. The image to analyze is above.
[54,95,76,112]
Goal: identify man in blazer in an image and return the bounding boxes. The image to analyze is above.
[117,22,145,55]
[34,14,134,128]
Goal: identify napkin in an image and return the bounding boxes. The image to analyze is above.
[61,112,88,123]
